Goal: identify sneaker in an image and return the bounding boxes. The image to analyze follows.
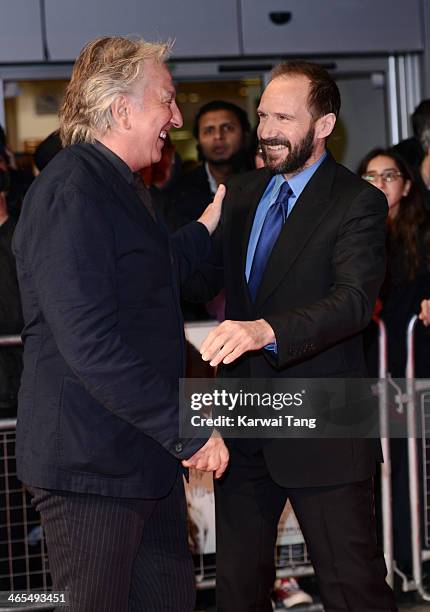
[274,577,313,609]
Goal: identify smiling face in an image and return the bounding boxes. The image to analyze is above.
[127,60,182,170]
[257,75,321,177]
[197,109,245,166]
[364,155,411,219]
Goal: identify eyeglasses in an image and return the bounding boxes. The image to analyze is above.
[361,170,403,184]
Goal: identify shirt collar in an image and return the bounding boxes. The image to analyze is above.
[93,140,134,184]
[204,162,218,195]
[272,150,328,200]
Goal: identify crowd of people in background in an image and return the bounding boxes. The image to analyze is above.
[2,89,430,608]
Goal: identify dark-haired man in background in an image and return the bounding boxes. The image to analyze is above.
[168,100,251,323]
[170,100,251,228]
[394,99,430,169]
[394,99,430,209]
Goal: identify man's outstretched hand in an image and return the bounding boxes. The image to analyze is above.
[197,184,226,235]
[200,319,276,367]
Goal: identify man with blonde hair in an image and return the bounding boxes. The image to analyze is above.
[13,36,228,611]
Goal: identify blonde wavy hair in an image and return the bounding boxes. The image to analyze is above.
[59,36,172,146]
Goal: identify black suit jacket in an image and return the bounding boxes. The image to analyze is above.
[185,152,388,487]
[168,164,213,229]
[13,143,210,499]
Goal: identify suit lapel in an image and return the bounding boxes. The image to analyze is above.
[120,179,162,233]
[77,143,162,235]
[255,152,338,307]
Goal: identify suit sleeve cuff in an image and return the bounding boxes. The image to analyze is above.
[169,436,208,460]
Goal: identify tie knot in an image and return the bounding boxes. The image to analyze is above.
[276,181,292,202]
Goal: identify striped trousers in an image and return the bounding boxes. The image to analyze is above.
[27,472,195,612]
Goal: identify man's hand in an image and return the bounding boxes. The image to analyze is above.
[197,184,226,235]
[182,430,229,479]
[200,319,276,367]
[419,299,430,326]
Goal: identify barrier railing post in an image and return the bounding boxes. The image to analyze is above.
[405,315,430,601]
[376,318,394,587]
[0,334,22,347]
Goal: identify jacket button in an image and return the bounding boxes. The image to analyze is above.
[174,442,183,453]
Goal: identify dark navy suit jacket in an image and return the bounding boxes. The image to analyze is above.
[13,143,209,499]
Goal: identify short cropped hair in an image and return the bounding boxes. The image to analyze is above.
[60,36,172,146]
[192,100,250,140]
[420,125,430,154]
[411,100,430,139]
[411,100,430,153]
[270,60,341,120]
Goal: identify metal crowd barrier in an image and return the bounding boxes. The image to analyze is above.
[1,335,54,611]
[3,314,430,606]
[0,419,53,612]
[376,316,430,601]
[8,322,430,607]
[4,318,430,608]
[403,316,430,600]
[0,336,22,348]
[376,318,394,588]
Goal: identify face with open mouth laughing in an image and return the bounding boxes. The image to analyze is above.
[257,74,318,177]
[127,60,182,170]
[259,128,315,176]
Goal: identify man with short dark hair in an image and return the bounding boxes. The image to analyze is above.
[170,100,250,228]
[394,99,430,169]
[394,99,430,210]
[185,60,397,611]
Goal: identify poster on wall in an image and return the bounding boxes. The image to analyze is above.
[185,469,216,555]
[185,471,304,555]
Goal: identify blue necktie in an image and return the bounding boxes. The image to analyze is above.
[248,181,292,301]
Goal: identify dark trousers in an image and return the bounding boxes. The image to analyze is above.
[214,446,397,612]
[27,472,195,612]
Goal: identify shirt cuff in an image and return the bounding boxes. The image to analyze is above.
[264,342,278,353]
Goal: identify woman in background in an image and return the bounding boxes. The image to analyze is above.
[359,147,430,378]
[359,147,430,579]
